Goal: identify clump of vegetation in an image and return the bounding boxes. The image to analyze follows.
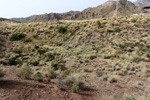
[47,53,55,61]
[89,54,97,60]
[34,45,39,49]
[32,34,38,38]
[131,19,136,23]
[0,68,5,77]
[96,71,104,77]
[47,67,56,79]
[58,26,67,34]
[125,95,137,100]
[16,63,31,79]
[96,20,102,28]
[7,58,17,65]
[108,75,119,83]
[51,59,65,71]
[71,82,80,93]
[34,72,43,82]
[63,73,85,93]
[9,33,26,41]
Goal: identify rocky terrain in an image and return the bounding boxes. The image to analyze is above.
[11,0,144,23]
[134,0,150,7]
[1,14,150,99]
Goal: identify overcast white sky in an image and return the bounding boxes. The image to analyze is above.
[0,0,136,18]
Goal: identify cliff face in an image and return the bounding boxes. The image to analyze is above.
[11,0,143,23]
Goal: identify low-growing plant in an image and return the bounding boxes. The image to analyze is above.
[89,54,97,60]
[34,72,43,82]
[51,60,65,70]
[9,33,26,41]
[34,45,39,49]
[7,58,17,65]
[16,63,31,79]
[32,34,38,38]
[71,82,80,93]
[58,26,67,34]
[63,73,84,92]
[125,95,137,100]
[0,69,5,77]
[47,67,56,79]
[96,20,102,28]
[47,53,55,61]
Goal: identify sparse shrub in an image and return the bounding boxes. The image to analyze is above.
[114,27,121,32]
[58,26,67,34]
[32,34,38,38]
[63,74,84,92]
[108,75,119,83]
[51,60,65,71]
[89,54,97,60]
[57,21,63,24]
[125,96,136,100]
[131,19,136,23]
[34,72,43,82]
[16,63,31,79]
[47,53,55,61]
[47,67,56,79]
[37,49,47,55]
[9,33,26,41]
[23,38,32,43]
[96,20,102,28]
[71,82,80,93]
[7,58,17,65]
[60,70,70,78]
[130,55,143,62]
[30,58,39,66]
[96,71,104,77]
[0,69,5,77]
[34,45,39,49]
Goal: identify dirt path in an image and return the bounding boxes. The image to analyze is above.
[0,66,94,100]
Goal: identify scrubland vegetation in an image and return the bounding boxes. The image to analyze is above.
[1,15,150,99]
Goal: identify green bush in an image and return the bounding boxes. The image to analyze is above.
[16,64,31,79]
[131,19,136,23]
[125,96,136,100]
[58,26,67,34]
[34,72,43,82]
[47,53,55,61]
[71,82,80,93]
[89,54,97,60]
[8,58,17,65]
[51,60,65,70]
[64,74,84,92]
[9,33,26,41]
[32,34,38,38]
[96,20,102,28]
[34,45,39,49]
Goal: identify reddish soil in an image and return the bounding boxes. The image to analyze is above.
[0,66,95,100]
[1,65,150,100]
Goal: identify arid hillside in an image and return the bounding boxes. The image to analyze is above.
[1,15,150,100]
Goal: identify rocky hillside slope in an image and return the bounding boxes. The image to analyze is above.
[11,0,143,23]
[134,0,150,7]
[1,15,150,99]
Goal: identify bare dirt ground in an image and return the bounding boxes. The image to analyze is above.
[1,65,150,100]
[0,66,95,100]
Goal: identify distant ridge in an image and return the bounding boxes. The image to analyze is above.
[134,0,150,7]
[11,0,144,23]
[0,17,19,23]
